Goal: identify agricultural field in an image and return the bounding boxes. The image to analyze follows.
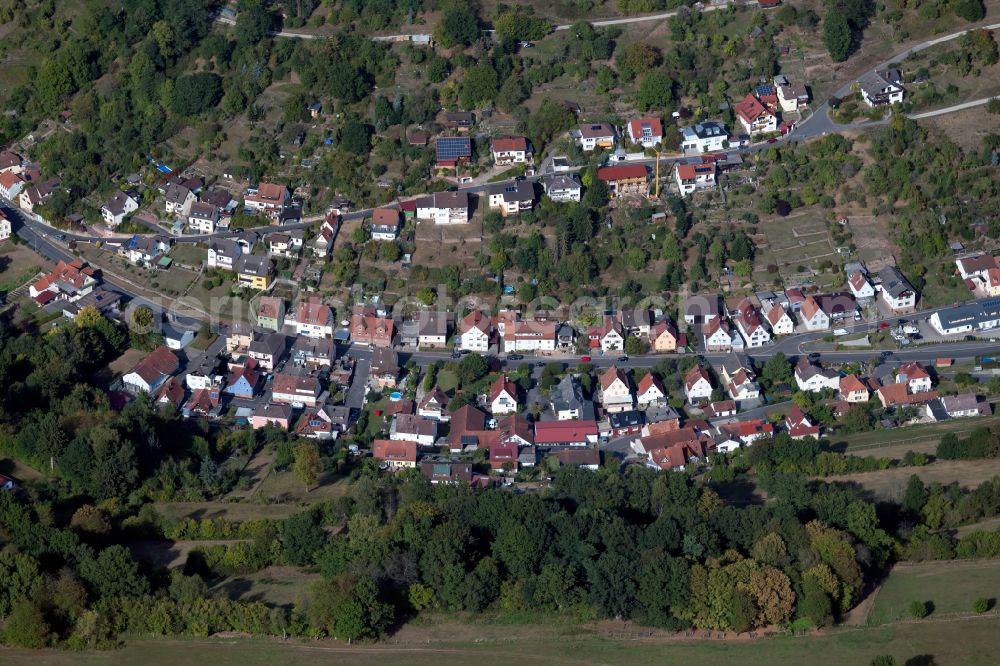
[867,559,1000,625]
[824,458,1000,502]
[835,415,1000,454]
[751,209,844,291]
[0,242,44,298]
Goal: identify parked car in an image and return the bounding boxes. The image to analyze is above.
[617,355,628,362]
[879,322,890,329]
[580,356,591,363]
[507,354,523,360]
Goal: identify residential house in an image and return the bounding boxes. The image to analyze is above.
[618,308,652,338]
[122,346,178,394]
[487,180,534,217]
[101,190,139,227]
[986,269,1000,297]
[684,365,713,403]
[703,317,734,352]
[878,266,917,312]
[542,174,582,202]
[247,332,287,371]
[684,294,721,324]
[256,296,285,331]
[588,315,626,352]
[224,360,262,399]
[786,405,820,439]
[534,420,599,447]
[226,321,254,355]
[18,177,59,213]
[502,318,556,353]
[207,238,241,271]
[29,258,98,302]
[877,383,938,409]
[956,254,998,280]
[491,136,531,164]
[235,255,273,290]
[547,447,598,470]
[415,191,469,225]
[896,362,932,393]
[496,414,534,449]
[293,297,334,339]
[271,373,321,408]
[125,235,170,266]
[267,233,297,258]
[800,296,830,330]
[840,374,870,403]
[703,400,736,418]
[60,288,122,320]
[371,207,401,241]
[777,81,809,112]
[373,439,418,470]
[186,362,224,391]
[599,366,634,414]
[636,429,706,470]
[420,457,473,484]
[650,319,679,352]
[312,215,338,258]
[795,358,841,393]
[940,393,989,418]
[370,347,400,389]
[161,322,195,351]
[459,310,492,352]
[597,165,648,197]
[609,410,643,437]
[448,404,489,453]
[0,150,21,174]
[551,374,596,421]
[155,378,185,412]
[719,354,760,402]
[680,121,729,153]
[290,336,335,369]
[859,69,904,107]
[187,202,220,234]
[164,183,195,217]
[764,302,794,335]
[250,403,293,431]
[0,210,9,242]
[489,442,520,472]
[636,373,667,406]
[418,388,450,421]
[489,373,519,415]
[444,111,474,130]
[182,386,222,418]
[350,310,395,348]
[390,414,437,447]
[399,311,449,348]
[848,269,876,302]
[735,93,778,134]
[577,122,616,151]
[0,171,24,201]
[244,182,289,220]
[735,301,771,348]
[674,162,717,197]
[718,419,774,446]
[929,299,1000,336]
[626,117,663,147]
[435,137,472,167]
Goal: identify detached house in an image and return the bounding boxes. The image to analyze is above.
[373,439,418,470]
[247,332,288,371]
[207,238,241,271]
[418,387,450,421]
[271,373,321,408]
[491,136,531,164]
[896,362,932,393]
[735,93,778,135]
[502,318,556,353]
[123,346,178,395]
[164,183,195,217]
[101,190,139,227]
[859,69,904,107]
[294,297,334,338]
[244,182,289,220]
[703,317,734,352]
[719,354,760,402]
[312,215,338,258]
[800,296,830,331]
[489,374,519,415]
[764,302,794,335]
[350,310,395,348]
[637,373,667,406]
[371,207,401,241]
[674,162,716,197]
[626,117,663,147]
[543,174,582,203]
[597,165,648,197]
[371,347,400,389]
[650,319,679,352]
[435,136,472,167]
[250,403,293,431]
[551,374,595,421]
[256,296,285,331]
[777,81,809,112]
[588,315,626,352]
[618,308,652,338]
[735,301,771,348]
[390,414,437,447]
[840,374,870,403]
[459,310,492,352]
[29,258,98,302]
[848,269,876,302]
[18,177,59,213]
[786,405,820,439]
[878,266,917,313]
[795,358,841,393]
[0,171,24,201]
[224,360,262,399]
[415,191,469,225]
[487,180,534,217]
[188,202,220,234]
[577,122,616,151]
[684,365,713,403]
[235,255,273,290]
[680,122,728,153]
[599,366,634,414]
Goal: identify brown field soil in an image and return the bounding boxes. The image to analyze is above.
[0,242,45,294]
[919,103,1000,153]
[824,458,1000,502]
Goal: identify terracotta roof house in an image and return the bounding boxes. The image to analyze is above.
[123,346,179,394]
[373,439,418,469]
[183,387,222,418]
[488,373,518,415]
[489,441,520,471]
[418,387,450,421]
[839,374,870,403]
[800,295,830,331]
[459,310,492,352]
[293,297,334,339]
[534,420,599,447]
[371,207,401,241]
[735,93,778,135]
[491,136,531,165]
[156,377,185,411]
[877,383,938,408]
[350,312,395,348]
[684,365,713,403]
[448,404,489,452]
[719,418,774,445]
[650,318,679,352]
[599,365,634,413]
[596,164,648,197]
[786,405,820,439]
[626,117,664,147]
[244,182,289,219]
[29,259,98,302]
[271,373,321,407]
[637,373,667,406]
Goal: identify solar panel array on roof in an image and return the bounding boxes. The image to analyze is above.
[436,137,472,160]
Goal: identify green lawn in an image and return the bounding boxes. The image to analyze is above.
[868,559,1000,625]
[11,615,1000,665]
[152,501,302,523]
[834,415,1000,453]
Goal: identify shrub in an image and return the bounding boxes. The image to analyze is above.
[974,597,989,613]
[909,600,928,618]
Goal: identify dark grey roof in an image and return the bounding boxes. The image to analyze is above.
[237,254,272,278]
[249,332,287,358]
[878,266,914,299]
[543,174,581,191]
[165,183,192,205]
[858,69,903,98]
[487,180,534,203]
[941,393,980,413]
[934,299,1000,330]
[550,374,585,412]
[690,122,728,139]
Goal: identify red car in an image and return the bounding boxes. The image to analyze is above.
[580,356,591,363]
[879,322,890,329]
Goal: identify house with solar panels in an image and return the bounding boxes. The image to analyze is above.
[680,122,729,153]
[435,137,472,168]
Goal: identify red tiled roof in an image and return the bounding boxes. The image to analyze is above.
[373,439,417,463]
[627,118,663,139]
[489,374,517,403]
[597,165,647,182]
[128,346,179,386]
[735,93,772,124]
[534,420,598,445]
[675,163,715,180]
[460,310,491,334]
[492,136,528,152]
[637,373,665,396]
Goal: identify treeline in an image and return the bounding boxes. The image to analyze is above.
[937,425,1000,460]
[720,433,903,478]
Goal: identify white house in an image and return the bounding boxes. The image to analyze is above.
[164,183,196,217]
[735,93,778,135]
[795,359,841,393]
[674,162,716,197]
[636,373,666,406]
[459,310,491,352]
[626,118,663,148]
[370,207,401,241]
[491,136,531,165]
[859,69,904,107]
[122,346,178,395]
[878,266,917,312]
[415,191,469,225]
[543,174,582,203]
[188,202,220,234]
[577,123,615,151]
[719,355,760,402]
[489,374,519,415]
[101,190,139,228]
[684,366,713,404]
[389,414,437,447]
[207,239,241,271]
[293,298,334,339]
[800,296,830,331]
[589,316,626,352]
[764,303,794,335]
[703,317,733,352]
[896,362,932,393]
[599,366,634,414]
[487,181,534,217]
[679,122,728,153]
[776,81,809,112]
[848,269,876,301]
[0,211,10,242]
[735,302,771,348]
[0,172,25,201]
